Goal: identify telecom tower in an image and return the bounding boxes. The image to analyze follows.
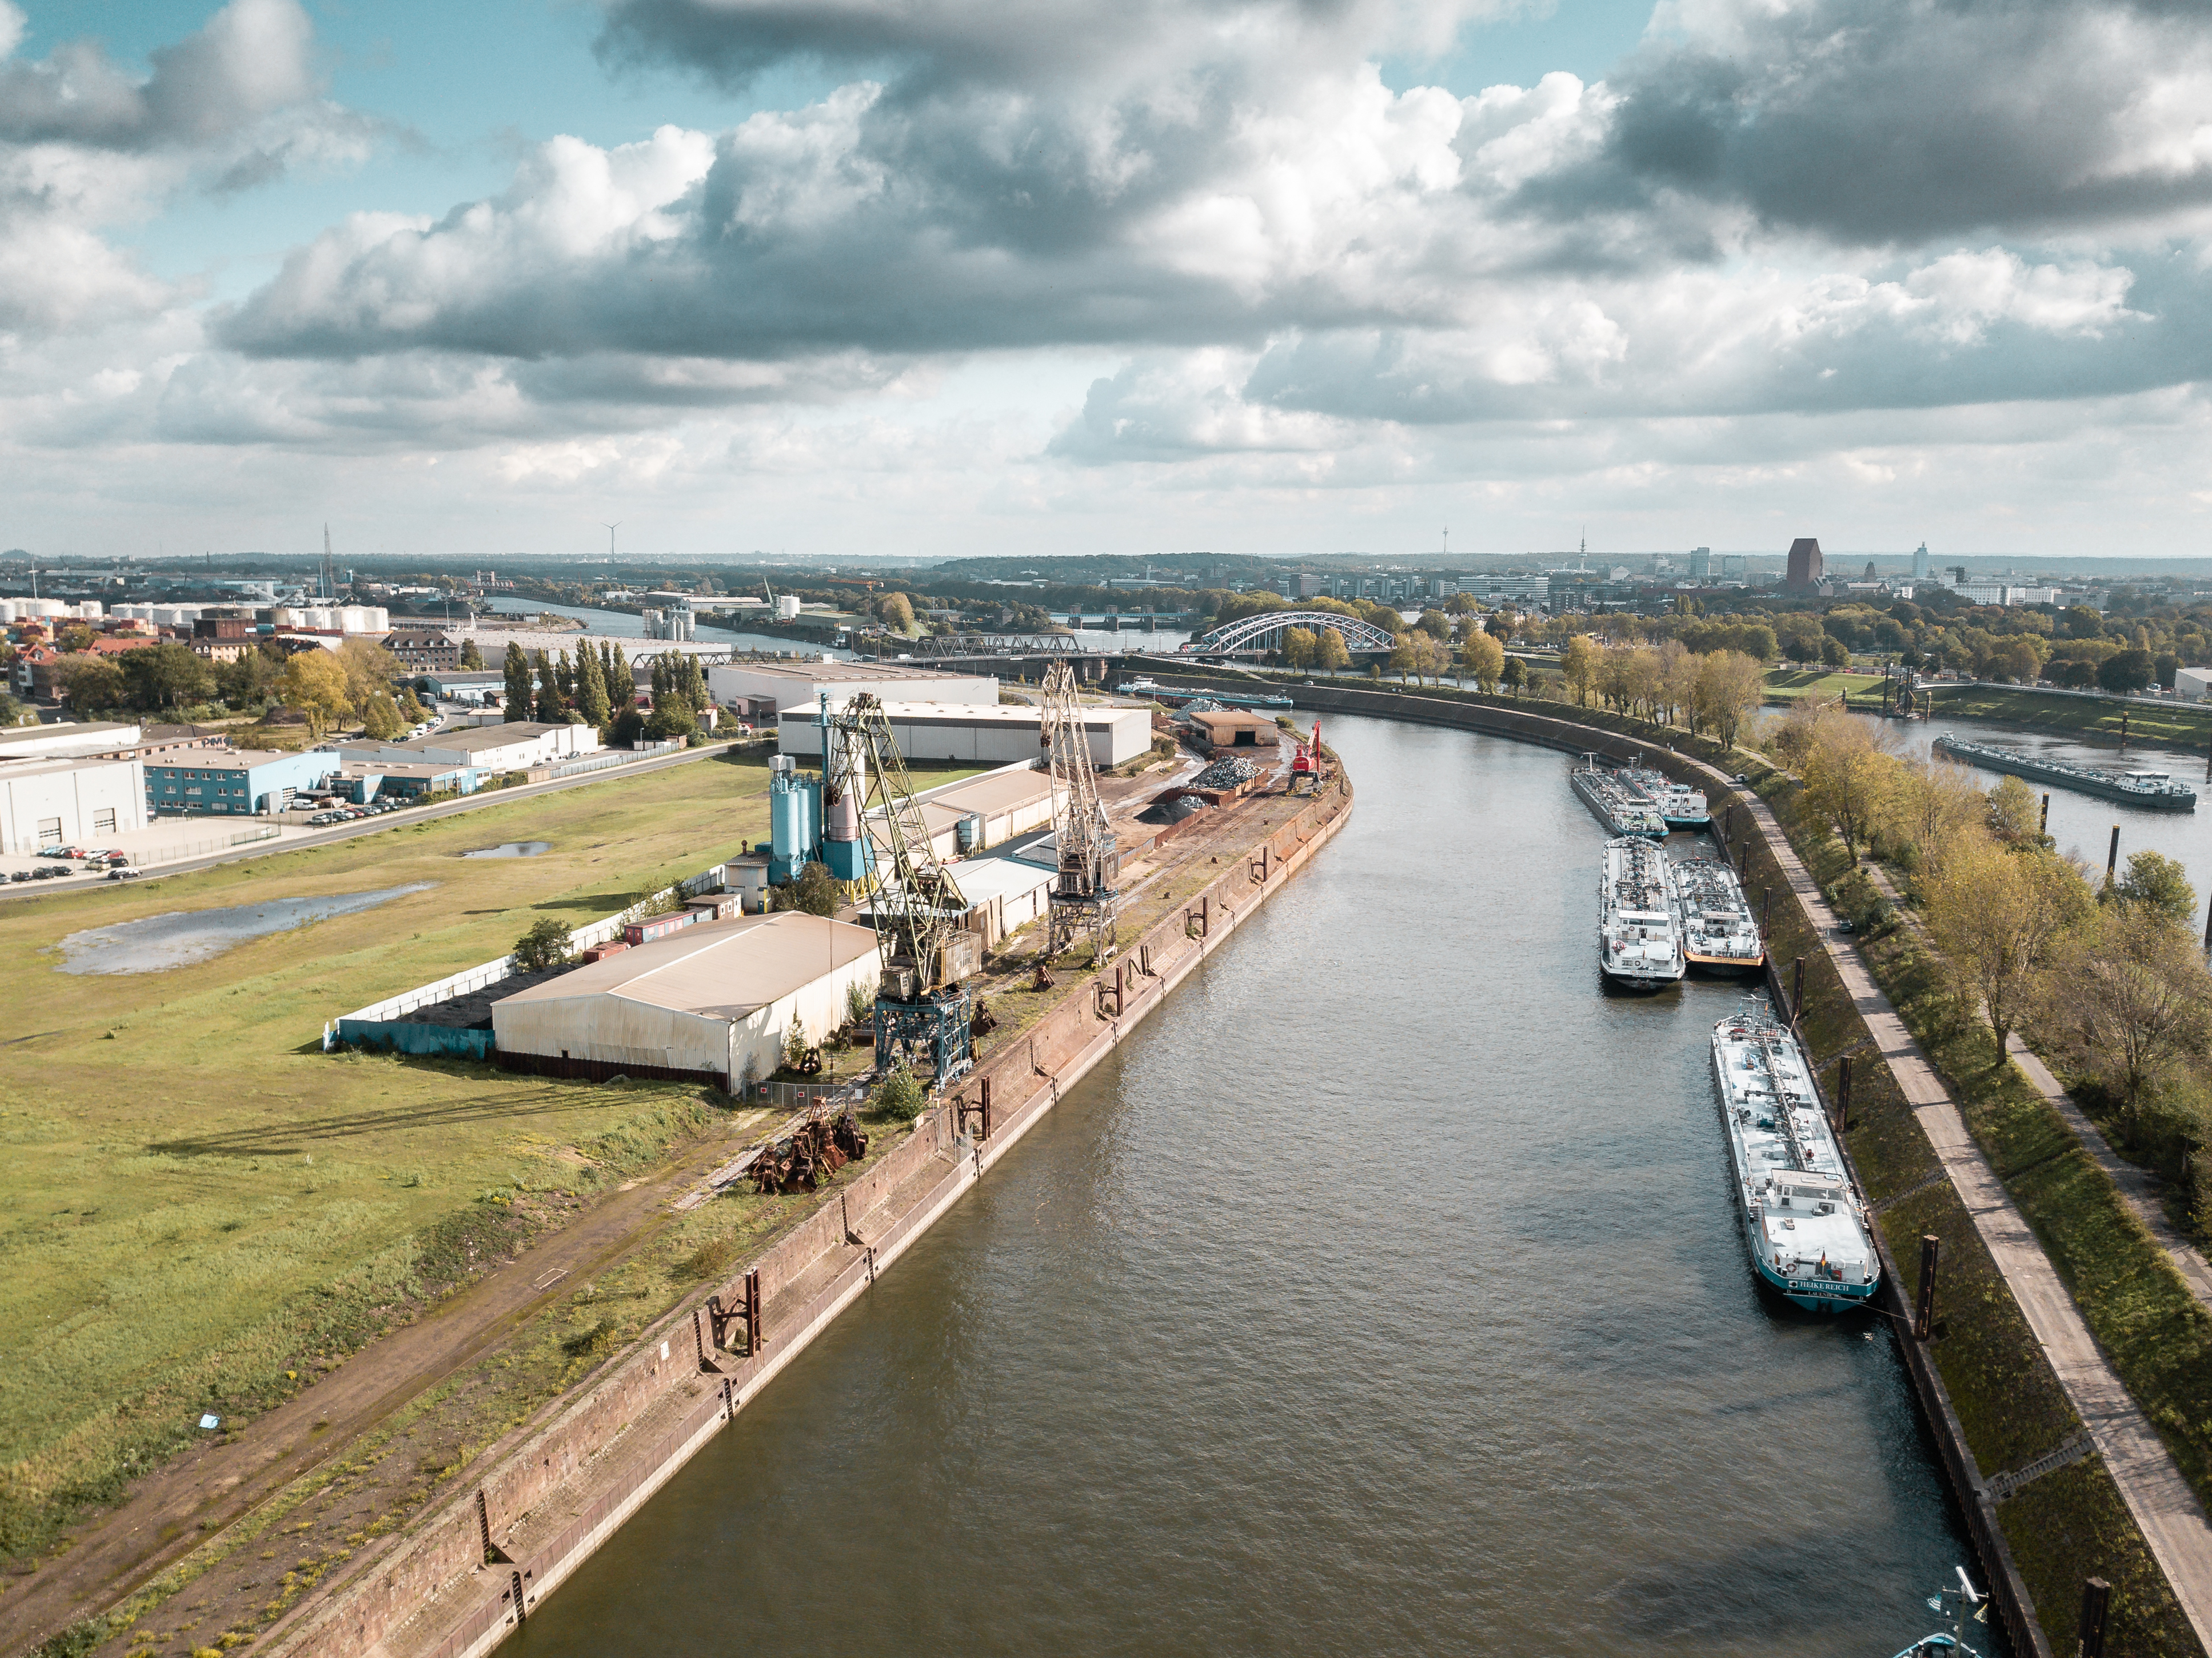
[1041,660,1121,963]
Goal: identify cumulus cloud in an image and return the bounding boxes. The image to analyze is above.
[1538,0,2212,242]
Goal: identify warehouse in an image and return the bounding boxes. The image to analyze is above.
[777,700,1150,769]
[340,722,601,773]
[1185,709,1282,754]
[0,753,146,851]
[145,748,336,816]
[490,911,880,1088]
[708,660,997,718]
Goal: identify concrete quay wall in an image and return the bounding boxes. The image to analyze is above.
[263,774,1355,1658]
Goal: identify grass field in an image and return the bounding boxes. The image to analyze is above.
[0,752,814,1562]
[1763,668,1891,702]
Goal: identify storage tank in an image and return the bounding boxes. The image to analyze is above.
[767,753,820,882]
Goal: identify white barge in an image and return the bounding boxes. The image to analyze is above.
[1673,855,1766,976]
[1622,762,1711,829]
[1599,836,1684,987]
[1710,1005,1880,1312]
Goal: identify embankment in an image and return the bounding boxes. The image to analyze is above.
[258,773,1353,1658]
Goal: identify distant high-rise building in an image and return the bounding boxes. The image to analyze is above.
[1863,561,1878,581]
[1720,555,1747,579]
[1786,538,1824,589]
[1912,542,1930,580]
[1688,547,1711,578]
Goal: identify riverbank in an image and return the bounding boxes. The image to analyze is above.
[1125,661,2203,1658]
[234,768,1351,1658]
[1922,682,2212,751]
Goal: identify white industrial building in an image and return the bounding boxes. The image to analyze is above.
[709,660,997,717]
[492,912,880,1088]
[340,722,602,773]
[777,700,1151,769]
[2176,667,2212,702]
[0,754,146,852]
[0,722,142,762]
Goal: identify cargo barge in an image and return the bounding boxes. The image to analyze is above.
[1710,1006,1880,1312]
[1932,734,2197,811]
[1621,762,1710,829]
[1599,836,1684,987]
[1572,760,1667,838]
[1672,856,1765,974]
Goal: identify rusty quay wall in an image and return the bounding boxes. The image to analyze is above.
[262,773,1354,1658]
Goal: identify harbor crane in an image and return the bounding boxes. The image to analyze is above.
[1041,659,1121,964]
[820,693,979,1089]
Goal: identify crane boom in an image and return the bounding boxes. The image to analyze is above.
[1042,660,1120,962]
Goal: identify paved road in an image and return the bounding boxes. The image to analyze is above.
[0,738,758,904]
[1715,772,2212,1648]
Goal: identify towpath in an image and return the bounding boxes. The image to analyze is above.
[1856,862,2212,1314]
[1711,772,2212,1647]
[0,1113,768,1658]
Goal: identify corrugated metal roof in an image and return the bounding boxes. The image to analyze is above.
[496,911,877,1020]
[919,768,1055,817]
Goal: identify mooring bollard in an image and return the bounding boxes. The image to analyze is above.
[2039,793,2050,838]
[1915,1236,1940,1340]
[2078,1576,2111,1658]
[2107,824,2121,888]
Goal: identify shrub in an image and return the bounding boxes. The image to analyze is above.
[771,860,839,917]
[873,1069,925,1122]
[845,979,873,1026]
[513,917,572,972]
[782,1017,809,1071]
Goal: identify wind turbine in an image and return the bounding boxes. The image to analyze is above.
[602,522,621,561]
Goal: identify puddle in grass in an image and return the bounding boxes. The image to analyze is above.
[460,841,551,858]
[57,884,435,974]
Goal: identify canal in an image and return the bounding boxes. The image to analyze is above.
[516,713,1976,1657]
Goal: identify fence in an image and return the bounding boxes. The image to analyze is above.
[131,824,281,865]
[323,868,728,1050]
[548,743,682,780]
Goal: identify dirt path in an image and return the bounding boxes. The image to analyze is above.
[0,1116,765,1657]
[1714,774,2212,1648]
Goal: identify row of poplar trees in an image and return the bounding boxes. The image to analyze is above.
[500,640,713,738]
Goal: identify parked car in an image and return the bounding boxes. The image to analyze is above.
[6,870,30,883]
[35,845,73,859]
[102,852,130,866]
[106,866,142,880]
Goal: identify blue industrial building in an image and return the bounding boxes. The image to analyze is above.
[146,748,338,816]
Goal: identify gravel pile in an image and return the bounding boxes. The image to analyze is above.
[1190,757,1260,790]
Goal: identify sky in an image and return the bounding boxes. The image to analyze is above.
[6,0,2212,568]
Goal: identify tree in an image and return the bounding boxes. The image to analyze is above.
[1819,636,1848,668]
[1562,636,1601,706]
[774,860,838,916]
[460,638,484,670]
[333,637,405,714]
[218,645,283,710]
[1282,626,1316,670]
[1502,657,1527,695]
[513,917,572,972]
[1692,650,1766,751]
[609,643,632,709]
[1388,633,1418,682]
[1316,627,1350,672]
[783,1014,812,1071]
[2039,906,2212,1121]
[1986,776,2041,844]
[533,650,561,723]
[361,692,407,740]
[2114,850,2197,928]
[645,704,698,741]
[678,654,708,710]
[2098,649,2154,694]
[57,654,125,712]
[278,650,352,730]
[554,650,574,704]
[1883,756,1983,877]
[0,688,22,726]
[1799,710,1901,866]
[574,643,612,726]
[873,1067,925,1122]
[503,642,533,721]
[1926,840,2093,1061]
[1417,608,1452,641]
[1460,630,1504,692]
[610,707,646,746]
[876,592,916,632]
[118,642,214,712]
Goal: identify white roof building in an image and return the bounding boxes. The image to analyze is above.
[338,722,601,773]
[491,912,880,1088]
[709,660,997,714]
[776,700,1149,769]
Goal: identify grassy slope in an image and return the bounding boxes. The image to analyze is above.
[0,754,802,1560]
[1763,668,1890,702]
[1920,683,2212,750]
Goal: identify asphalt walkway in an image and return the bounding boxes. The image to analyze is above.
[1708,769,2212,1647]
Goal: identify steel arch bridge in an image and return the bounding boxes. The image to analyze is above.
[1195,610,1396,654]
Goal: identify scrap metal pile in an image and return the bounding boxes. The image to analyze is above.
[1190,756,1260,790]
[753,1108,871,1194]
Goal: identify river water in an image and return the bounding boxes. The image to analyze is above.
[515,714,1977,1657]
